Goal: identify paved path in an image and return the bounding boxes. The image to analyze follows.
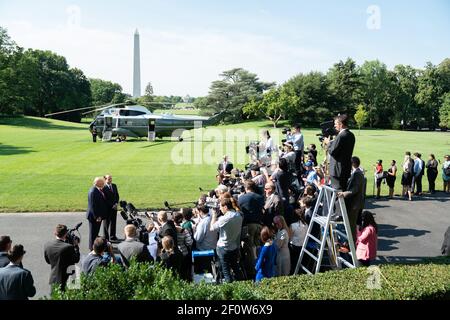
[0,192,449,299]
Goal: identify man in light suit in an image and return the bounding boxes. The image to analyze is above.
[0,245,36,300]
[102,174,120,241]
[218,155,234,175]
[338,157,366,243]
[86,177,108,251]
[325,114,356,191]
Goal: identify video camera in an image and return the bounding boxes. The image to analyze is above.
[281,127,291,135]
[119,201,151,245]
[66,222,82,245]
[317,120,338,143]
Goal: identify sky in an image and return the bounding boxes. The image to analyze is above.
[1,0,449,97]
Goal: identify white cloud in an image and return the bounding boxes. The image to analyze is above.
[3,20,331,96]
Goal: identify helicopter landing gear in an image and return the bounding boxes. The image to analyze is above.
[116,135,127,142]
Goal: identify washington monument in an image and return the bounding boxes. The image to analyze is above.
[133,29,141,98]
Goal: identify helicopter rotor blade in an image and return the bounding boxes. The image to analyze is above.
[46,103,128,118]
[45,106,101,118]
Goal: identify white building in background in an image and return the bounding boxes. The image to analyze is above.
[133,29,141,98]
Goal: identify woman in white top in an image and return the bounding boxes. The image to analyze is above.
[289,207,308,274]
[261,130,274,158]
[273,215,291,276]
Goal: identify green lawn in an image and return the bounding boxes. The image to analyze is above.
[0,116,449,212]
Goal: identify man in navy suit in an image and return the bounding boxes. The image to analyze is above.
[102,174,120,241]
[325,114,356,191]
[86,177,108,251]
[0,245,36,300]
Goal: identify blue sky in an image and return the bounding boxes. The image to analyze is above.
[1,0,449,96]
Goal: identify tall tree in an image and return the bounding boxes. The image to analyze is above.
[359,60,397,128]
[283,71,333,125]
[415,62,445,129]
[327,58,362,116]
[354,104,368,134]
[89,78,124,106]
[439,92,450,129]
[243,87,295,128]
[0,27,29,115]
[199,68,275,123]
[392,64,419,127]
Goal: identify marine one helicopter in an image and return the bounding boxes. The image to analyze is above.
[45,101,222,142]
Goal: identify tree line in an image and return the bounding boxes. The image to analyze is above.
[196,60,450,130]
[1,26,449,128]
[0,27,193,121]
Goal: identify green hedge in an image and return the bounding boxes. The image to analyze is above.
[51,257,450,300]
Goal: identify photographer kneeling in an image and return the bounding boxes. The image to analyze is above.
[81,237,116,275]
[44,225,80,292]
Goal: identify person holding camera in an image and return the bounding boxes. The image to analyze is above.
[210,198,244,283]
[44,224,80,292]
[81,237,115,275]
[286,124,304,172]
[194,205,219,251]
[281,142,297,174]
[102,174,120,241]
[324,115,356,191]
[86,177,109,251]
[0,245,36,300]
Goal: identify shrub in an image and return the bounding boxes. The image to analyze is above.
[51,257,450,300]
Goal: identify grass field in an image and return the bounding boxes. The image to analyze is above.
[0,116,449,212]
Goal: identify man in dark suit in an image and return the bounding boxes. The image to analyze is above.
[44,225,80,292]
[102,175,120,241]
[238,180,264,280]
[86,177,108,250]
[325,114,356,191]
[117,225,153,267]
[157,211,177,244]
[0,245,36,300]
[338,157,366,243]
[0,236,12,268]
[218,155,234,175]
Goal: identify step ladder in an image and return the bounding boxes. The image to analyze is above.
[102,130,113,142]
[294,185,359,275]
